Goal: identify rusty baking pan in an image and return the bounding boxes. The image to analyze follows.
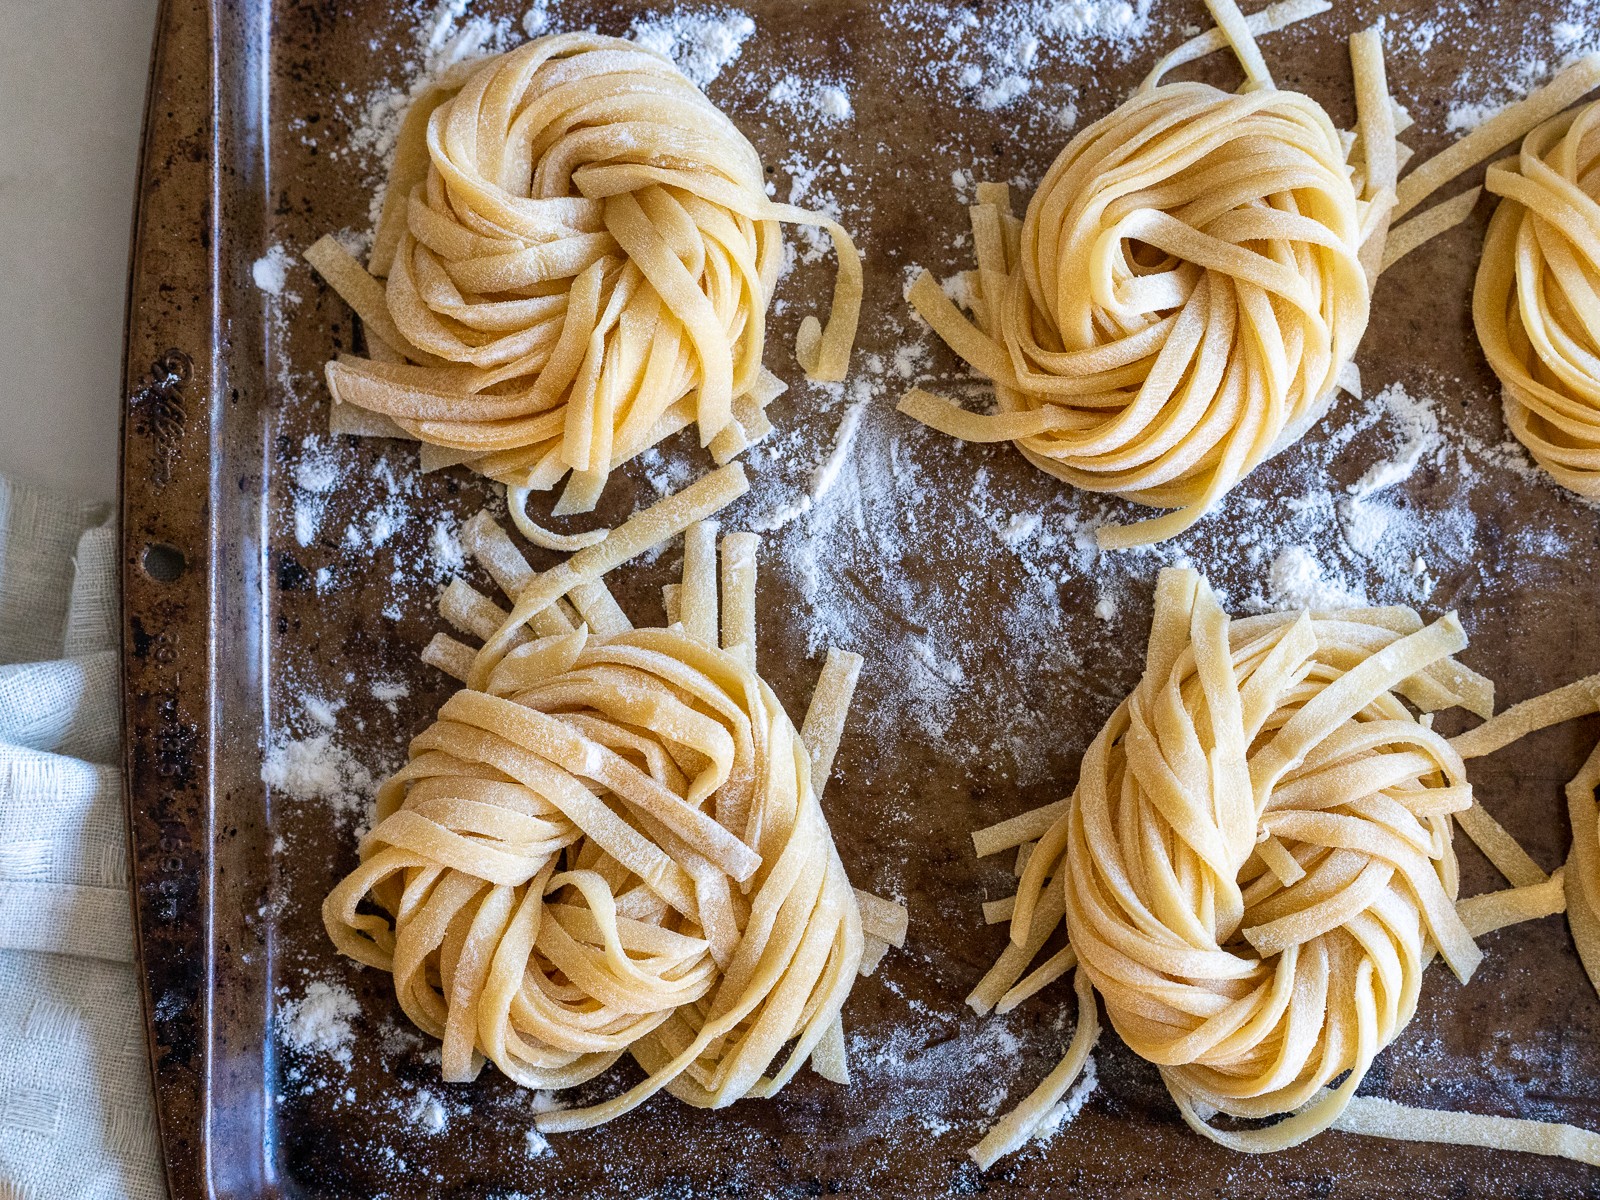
[121,0,1600,1196]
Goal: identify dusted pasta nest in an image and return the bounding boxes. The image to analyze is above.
[894,0,1575,548]
[1058,572,1488,1143]
[1474,97,1600,498]
[322,466,905,1130]
[898,0,1392,549]
[305,33,861,515]
[968,567,1600,1169]
[902,83,1370,549]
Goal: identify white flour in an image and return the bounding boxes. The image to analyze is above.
[886,0,1156,121]
[261,732,376,823]
[723,355,1552,788]
[628,8,756,87]
[1264,545,1371,610]
[767,75,855,127]
[278,980,361,1066]
[407,1090,450,1134]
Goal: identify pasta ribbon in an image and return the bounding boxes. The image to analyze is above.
[322,467,905,1130]
[305,33,861,513]
[1475,97,1600,497]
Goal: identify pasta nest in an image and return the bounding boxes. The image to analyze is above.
[324,624,864,1126]
[1045,570,1491,1148]
[904,81,1372,548]
[322,475,907,1131]
[306,33,859,512]
[1475,98,1600,498]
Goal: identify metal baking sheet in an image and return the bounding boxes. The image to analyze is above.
[120,0,1600,1196]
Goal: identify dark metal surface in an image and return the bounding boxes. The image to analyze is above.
[121,1,1600,1197]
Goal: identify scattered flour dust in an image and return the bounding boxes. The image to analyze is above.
[1265,545,1370,610]
[286,435,471,585]
[278,980,360,1066]
[767,75,854,126]
[1383,0,1600,136]
[727,340,1562,793]
[251,244,292,297]
[261,733,375,821]
[627,8,756,87]
[407,1090,450,1134]
[888,0,1155,117]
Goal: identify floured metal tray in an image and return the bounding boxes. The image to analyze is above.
[121,0,1600,1196]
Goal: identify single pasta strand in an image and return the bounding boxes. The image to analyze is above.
[1454,801,1548,889]
[1382,187,1482,271]
[968,967,1099,1170]
[1350,27,1397,280]
[1452,673,1600,759]
[1333,1097,1600,1167]
[800,649,865,796]
[1395,54,1600,219]
[1456,870,1566,938]
[972,800,1070,859]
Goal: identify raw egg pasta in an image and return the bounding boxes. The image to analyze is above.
[968,567,1600,1170]
[305,32,861,519]
[1475,96,1600,497]
[322,464,906,1130]
[900,0,1387,548]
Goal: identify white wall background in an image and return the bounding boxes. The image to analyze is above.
[0,0,163,502]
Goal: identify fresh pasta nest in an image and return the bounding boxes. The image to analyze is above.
[970,568,1490,1162]
[903,80,1371,548]
[1475,97,1600,498]
[305,32,861,515]
[322,466,905,1130]
[1060,571,1487,1145]
[970,567,1600,1169]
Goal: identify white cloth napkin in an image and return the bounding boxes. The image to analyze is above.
[0,475,164,1200]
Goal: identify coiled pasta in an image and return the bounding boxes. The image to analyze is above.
[306,33,861,515]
